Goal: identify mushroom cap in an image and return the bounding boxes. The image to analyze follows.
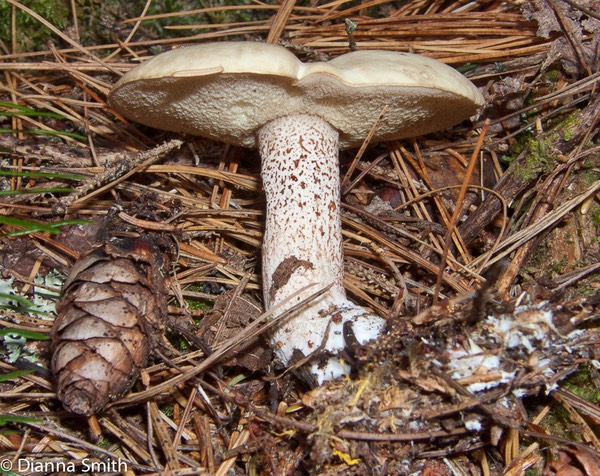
[109,41,484,149]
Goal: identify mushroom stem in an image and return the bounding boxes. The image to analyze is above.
[259,114,385,384]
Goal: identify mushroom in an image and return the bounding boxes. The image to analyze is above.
[109,41,484,384]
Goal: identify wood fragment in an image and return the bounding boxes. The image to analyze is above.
[459,95,600,244]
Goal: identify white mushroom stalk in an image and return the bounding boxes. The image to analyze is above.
[108,41,484,383]
[259,115,384,382]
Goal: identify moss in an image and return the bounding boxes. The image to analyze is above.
[0,0,70,52]
[593,209,600,227]
[525,470,541,476]
[119,0,268,42]
[566,384,600,404]
[512,136,553,180]
[72,0,122,45]
[95,437,112,448]
[0,0,269,51]
[543,68,561,83]
[540,401,583,442]
[587,188,599,244]
[511,112,582,181]
[550,259,566,274]
[582,167,600,186]
[166,328,192,351]
[558,112,581,142]
[184,298,210,311]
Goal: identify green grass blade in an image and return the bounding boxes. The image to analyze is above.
[0,128,86,141]
[0,170,86,181]
[0,468,22,476]
[0,110,66,119]
[0,328,49,340]
[0,101,65,119]
[0,216,91,237]
[0,370,34,382]
[0,292,37,308]
[0,188,74,196]
[0,414,44,426]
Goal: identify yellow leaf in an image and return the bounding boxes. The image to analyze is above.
[271,429,296,438]
[332,448,360,465]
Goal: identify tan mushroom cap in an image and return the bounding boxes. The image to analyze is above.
[109,41,484,149]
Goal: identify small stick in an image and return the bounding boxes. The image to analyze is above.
[434,120,489,304]
[345,18,358,51]
[54,139,183,213]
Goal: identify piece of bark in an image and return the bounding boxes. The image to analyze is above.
[197,289,271,372]
[459,95,600,245]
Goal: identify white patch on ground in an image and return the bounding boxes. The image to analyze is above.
[441,302,557,393]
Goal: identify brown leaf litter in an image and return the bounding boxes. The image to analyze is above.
[0,0,599,474]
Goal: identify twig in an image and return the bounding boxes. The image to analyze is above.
[116,283,332,405]
[433,120,489,303]
[56,139,183,211]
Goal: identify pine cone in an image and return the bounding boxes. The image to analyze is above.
[51,235,170,415]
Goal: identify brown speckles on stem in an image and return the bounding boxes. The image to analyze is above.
[332,312,343,324]
[259,114,343,296]
[270,256,315,301]
[258,114,384,381]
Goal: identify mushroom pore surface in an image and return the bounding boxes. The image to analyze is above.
[108,42,484,149]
